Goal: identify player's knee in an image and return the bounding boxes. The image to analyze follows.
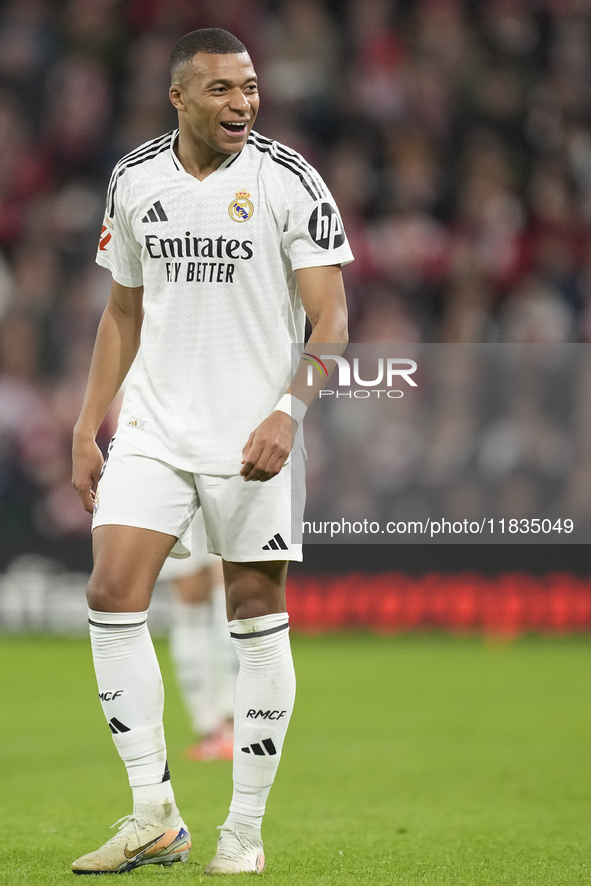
[223,561,288,620]
[86,572,115,611]
[86,570,146,612]
[228,594,276,621]
[225,579,284,620]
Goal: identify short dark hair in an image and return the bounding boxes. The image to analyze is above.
[170,29,247,83]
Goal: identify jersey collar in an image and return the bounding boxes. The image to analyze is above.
[169,130,243,178]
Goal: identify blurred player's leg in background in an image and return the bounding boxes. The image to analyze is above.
[158,510,237,761]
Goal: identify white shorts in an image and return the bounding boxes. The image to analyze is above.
[92,438,304,562]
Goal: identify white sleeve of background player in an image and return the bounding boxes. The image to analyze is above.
[281,170,354,271]
[95,173,143,288]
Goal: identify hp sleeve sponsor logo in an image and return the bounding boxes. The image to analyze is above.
[308,202,345,250]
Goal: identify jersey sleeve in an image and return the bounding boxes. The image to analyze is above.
[95,169,143,287]
[280,162,354,271]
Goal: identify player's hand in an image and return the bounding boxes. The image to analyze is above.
[240,411,297,482]
[72,432,104,514]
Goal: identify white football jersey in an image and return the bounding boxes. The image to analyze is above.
[96,129,353,474]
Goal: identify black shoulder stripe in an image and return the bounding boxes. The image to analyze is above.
[247,136,320,200]
[106,131,175,216]
[249,133,326,199]
[249,132,273,149]
[248,132,307,168]
[112,130,175,174]
[250,132,326,197]
[274,145,327,199]
[126,130,173,160]
[107,141,171,217]
[107,133,172,200]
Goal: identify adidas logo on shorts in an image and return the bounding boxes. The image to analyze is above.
[262,533,288,551]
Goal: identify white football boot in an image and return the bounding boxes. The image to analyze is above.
[72,814,191,874]
[204,823,265,875]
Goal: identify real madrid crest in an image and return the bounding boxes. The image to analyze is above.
[229,190,254,223]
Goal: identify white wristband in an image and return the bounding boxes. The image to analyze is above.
[274,393,307,425]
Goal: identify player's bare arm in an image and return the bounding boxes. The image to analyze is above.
[240,264,348,482]
[72,281,144,513]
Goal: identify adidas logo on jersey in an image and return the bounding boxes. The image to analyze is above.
[262,533,288,551]
[241,738,277,756]
[141,200,168,223]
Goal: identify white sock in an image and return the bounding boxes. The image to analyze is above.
[226,612,295,831]
[169,599,218,735]
[210,582,239,725]
[89,609,179,825]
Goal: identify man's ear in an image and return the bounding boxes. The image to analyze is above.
[169,84,185,111]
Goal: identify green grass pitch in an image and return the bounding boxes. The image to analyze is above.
[1,632,591,884]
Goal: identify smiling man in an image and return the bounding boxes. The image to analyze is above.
[71,28,351,876]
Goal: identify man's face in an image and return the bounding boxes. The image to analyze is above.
[170,52,259,155]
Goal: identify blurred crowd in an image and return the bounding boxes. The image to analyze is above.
[2,0,591,541]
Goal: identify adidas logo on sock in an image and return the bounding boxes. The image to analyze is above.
[141,200,168,223]
[262,533,288,551]
[108,717,131,734]
[241,738,277,756]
